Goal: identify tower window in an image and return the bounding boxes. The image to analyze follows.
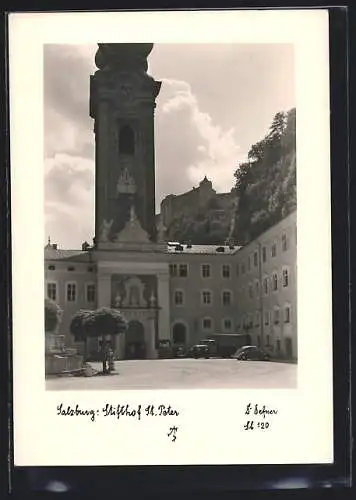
[119,125,135,155]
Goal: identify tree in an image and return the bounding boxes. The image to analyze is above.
[45,298,62,333]
[85,307,128,343]
[69,309,93,361]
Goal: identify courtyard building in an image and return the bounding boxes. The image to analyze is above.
[44,43,297,362]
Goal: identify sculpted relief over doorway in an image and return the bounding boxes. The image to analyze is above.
[112,274,158,309]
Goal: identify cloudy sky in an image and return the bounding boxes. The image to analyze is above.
[44,43,295,249]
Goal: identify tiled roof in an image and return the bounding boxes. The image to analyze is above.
[44,249,92,262]
[166,244,241,255]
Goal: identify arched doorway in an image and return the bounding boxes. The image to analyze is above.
[125,320,146,359]
[172,322,187,345]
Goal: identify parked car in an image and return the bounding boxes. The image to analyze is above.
[199,339,217,356]
[232,345,271,361]
[188,344,210,359]
[173,345,186,358]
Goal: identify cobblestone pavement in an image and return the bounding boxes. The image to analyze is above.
[46,358,297,390]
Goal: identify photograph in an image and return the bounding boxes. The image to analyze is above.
[44,42,297,390]
[10,10,334,467]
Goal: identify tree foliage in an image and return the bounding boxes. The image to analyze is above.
[164,108,296,246]
[45,298,62,333]
[232,108,296,244]
[85,307,128,339]
[70,307,128,341]
[70,309,93,342]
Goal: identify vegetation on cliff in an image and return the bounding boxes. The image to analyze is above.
[232,108,296,245]
[165,108,296,246]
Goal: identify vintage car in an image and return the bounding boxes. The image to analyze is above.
[232,345,271,361]
[188,344,210,359]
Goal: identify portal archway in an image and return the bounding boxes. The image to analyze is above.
[125,320,146,359]
[172,322,187,345]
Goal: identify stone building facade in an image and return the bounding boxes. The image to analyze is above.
[44,43,297,361]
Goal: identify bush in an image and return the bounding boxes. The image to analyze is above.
[45,298,62,333]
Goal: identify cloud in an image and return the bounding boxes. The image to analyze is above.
[156,78,240,198]
[44,45,95,159]
[43,44,294,247]
[44,154,94,247]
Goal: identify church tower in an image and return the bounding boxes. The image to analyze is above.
[90,43,161,247]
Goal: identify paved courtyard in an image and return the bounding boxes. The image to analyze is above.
[46,358,297,390]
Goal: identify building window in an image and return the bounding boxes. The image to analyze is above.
[249,283,253,299]
[263,277,269,295]
[47,282,57,301]
[282,268,289,287]
[277,339,281,352]
[87,266,94,272]
[253,251,258,267]
[223,318,232,331]
[282,233,288,251]
[202,317,212,330]
[179,264,188,277]
[48,265,56,271]
[255,280,260,298]
[174,290,184,306]
[222,290,232,306]
[67,266,75,271]
[241,263,246,274]
[248,255,251,271]
[255,311,260,327]
[284,306,291,323]
[66,283,76,302]
[264,311,270,326]
[201,264,211,278]
[86,284,95,303]
[274,308,280,325]
[272,272,278,291]
[222,264,231,278]
[266,334,270,346]
[201,290,212,305]
[262,246,267,263]
[169,264,177,277]
[119,125,135,155]
[271,243,277,258]
[236,263,240,276]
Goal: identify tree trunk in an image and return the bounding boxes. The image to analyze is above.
[83,336,88,362]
